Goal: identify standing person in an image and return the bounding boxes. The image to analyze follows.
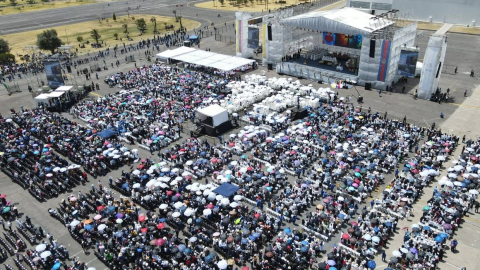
[464,90,468,97]
[379,89,382,97]
[382,250,386,262]
[455,66,458,74]
[414,89,418,99]
[471,70,475,77]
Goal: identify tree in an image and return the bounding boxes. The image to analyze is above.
[112,13,116,21]
[218,0,224,5]
[113,33,118,40]
[10,0,17,6]
[0,38,10,54]
[150,17,158,34]
[37,29,62,54]
[122,23,128,34]
[136,18,147,34]
[77,36,83,43]
[0,53,15,64]
[90,29,101,45]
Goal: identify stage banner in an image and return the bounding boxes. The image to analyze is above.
[247,27,260,49]
[377,40,391,82]
[397,50,419,77]
[262,23,267,58]
[236,20,242,53]
[44,61,64,88]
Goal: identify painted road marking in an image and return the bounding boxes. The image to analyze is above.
[89,92,103,97]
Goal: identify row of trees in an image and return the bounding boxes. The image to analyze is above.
[0,38,15,63]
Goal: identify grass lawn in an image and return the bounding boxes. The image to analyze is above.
[0,0,95,15]
[4,15,201,59]
[195,0,315,12]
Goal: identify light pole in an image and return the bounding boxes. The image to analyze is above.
[64,29,69,44]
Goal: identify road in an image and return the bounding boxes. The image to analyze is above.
[0,0,236,35]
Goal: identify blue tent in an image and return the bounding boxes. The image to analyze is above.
[97,129,117,138]
[213,183,240,197]
[189,35,198,40]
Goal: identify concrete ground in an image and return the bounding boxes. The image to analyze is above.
[1,14,480,270]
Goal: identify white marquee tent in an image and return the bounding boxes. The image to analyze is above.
[197,104,229,127]
[156,47,255,71]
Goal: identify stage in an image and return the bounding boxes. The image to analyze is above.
[276,61,359,83]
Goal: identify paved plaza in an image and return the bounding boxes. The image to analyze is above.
[1,1,480,269]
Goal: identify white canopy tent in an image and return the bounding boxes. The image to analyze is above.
[157,47,255,71]
[197,104,229,127]
[280,8,394,35]
[34,94,52,106]
[156,47,196,62]
[55,85,74,92]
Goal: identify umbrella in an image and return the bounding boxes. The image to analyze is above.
[52,262,62,270]
[36,244,46,252]
[327,260,336,266]
[217,260,228,269]
[392,250,402,257]
[367,260,376,269]
[98,224,107,231]
[40,251,51,259]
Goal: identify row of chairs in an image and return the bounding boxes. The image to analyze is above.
[0,236,15,255]
[8,230,26,249]
[13,258,27,270]
[2,233,19,251]
[2,233,17,255]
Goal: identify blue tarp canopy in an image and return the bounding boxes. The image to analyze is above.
[96,129,118,138]
[189,35,198,40]
[213,183,240,197]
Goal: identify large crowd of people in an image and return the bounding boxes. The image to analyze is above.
[0,59,478,270]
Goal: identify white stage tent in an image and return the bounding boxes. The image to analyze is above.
[156,47,255,71]
[280,8,393,35]
[197,104,229,127]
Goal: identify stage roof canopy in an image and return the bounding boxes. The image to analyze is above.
[280,7,393,36]
[156,46,255,71]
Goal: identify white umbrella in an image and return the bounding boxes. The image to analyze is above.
[445,181,454,187]
[60,168,67,172]
[147,169,154,174]
[453,181,463,187]
[132,170,141,175]
[40,251,51,259]
[230,202,239,208]
[372,236,380,243]
[98,224,107,231]
[53,167,61,172]
[172,212,181,218]
[454,165,464,171]
[36,244,46,252]
[189,236,198,242]
[363,234,372,241]
[161,168,170,172]
[203,189,212,196]
[159,204,168,210]
[69,220,80,227]
[217,260,228,269]
[132,183,141,188]
[199,185,207,190]
[233,195,243,201]
[186,160,194,166]
[400,248,409,253]
[174,202,184,209]
[221,198,230,206]
[411,224,419,228]
[184,208,195,217]
[230,161,238,166]
[190,186,199,192]
[392,250,402,257]
[208,193,216,201]
[469,189,479,195]
[437,156,446,161]
[203,209,212,216]
[182,171,191,177]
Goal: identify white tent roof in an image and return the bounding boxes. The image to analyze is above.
[55,86,73,91]
[197,104,227,117]
[34,94,51,100]
[159,47,255,71]
[280,7,393,36]
[48,91,65,98]
[156,47,196,60]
